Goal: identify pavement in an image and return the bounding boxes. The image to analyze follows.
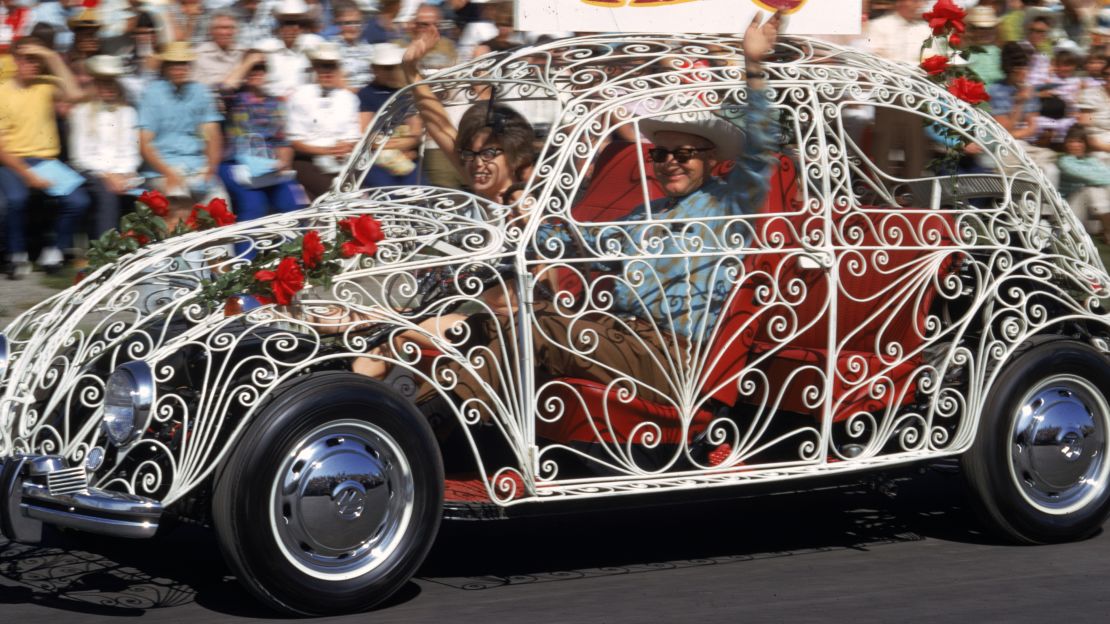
[0,267,72,328]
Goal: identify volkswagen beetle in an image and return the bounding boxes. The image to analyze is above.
[3,34,1110,615]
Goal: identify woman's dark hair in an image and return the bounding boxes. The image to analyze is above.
[457,102,537,182]
[136,10,157,30]
[27,24,56,50]
[1001,41,1031,75]
[1065,124,1090,151]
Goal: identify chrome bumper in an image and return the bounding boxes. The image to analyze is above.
[0,455,162,543]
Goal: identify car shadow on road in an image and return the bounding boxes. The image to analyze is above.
[417,465,996,590]
[0,465,997,618]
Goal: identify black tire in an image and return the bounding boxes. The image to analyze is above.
[963,340,1110,544]
[212,371,443,615]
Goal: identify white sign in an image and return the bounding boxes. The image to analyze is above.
[517,0,862,36]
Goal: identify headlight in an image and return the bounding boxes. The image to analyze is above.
[102,362,154,446]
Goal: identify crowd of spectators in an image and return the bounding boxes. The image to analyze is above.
[0,0,537,278]
[857,0,1110,243]
[1,0,1109,279]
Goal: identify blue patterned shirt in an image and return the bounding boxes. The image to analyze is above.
[544,89,775,341]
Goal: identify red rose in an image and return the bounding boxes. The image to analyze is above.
[949,32,961,46]
[947,76,990,105]
[254,256,305,306]
[185,205,203,230]
[923,0,965,35]
[302,230,325,269]
[122,229,150,245]
[338,215,385,257]
[205,198,236,227]
[920,55,949,76]
[138,190,170,217]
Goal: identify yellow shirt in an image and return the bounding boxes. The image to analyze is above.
[0,77,60,158]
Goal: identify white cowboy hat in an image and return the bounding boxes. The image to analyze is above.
[371,42,404,66]
[273,0,309,18]
[639,110,746,161]
[307,41,342,63]
[248,37,285,54]
[965,6,999,29]
[86,54,127,77]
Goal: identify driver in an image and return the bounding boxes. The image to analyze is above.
[418,12,783,410]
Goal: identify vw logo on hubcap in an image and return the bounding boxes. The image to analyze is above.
[332,481,367,520]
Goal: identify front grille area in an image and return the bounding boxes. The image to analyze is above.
[47,466,89,495]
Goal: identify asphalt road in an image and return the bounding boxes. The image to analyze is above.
[2,464,1109,623]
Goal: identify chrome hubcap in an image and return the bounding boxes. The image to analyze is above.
[270,420,414,579]
[1009,375,1110,515]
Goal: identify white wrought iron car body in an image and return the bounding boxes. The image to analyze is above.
[3,34,1110,614]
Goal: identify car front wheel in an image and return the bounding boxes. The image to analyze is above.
[963,340,1110,544]
[213,372,443,615]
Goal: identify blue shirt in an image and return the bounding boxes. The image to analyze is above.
[541,89,775,341]
[137,80,222,174]
[987,81,1040,118]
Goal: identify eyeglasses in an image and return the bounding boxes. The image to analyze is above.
[458,147,504,163]
[337,20,361,26]
[1030,27,1050,34]
[279,20,301,27]
[647,146,714,164]
[413,21,436,27]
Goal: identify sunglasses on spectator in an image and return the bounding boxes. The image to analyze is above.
[413,21,436,28]
[314,63,339,70]
[1030,27,1049,34]
[279,19,301,26]
[647,146,714,164]
[337,20,361,25]
[458,147,504,163]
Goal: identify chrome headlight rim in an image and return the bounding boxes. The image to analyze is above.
[102,361,155,446]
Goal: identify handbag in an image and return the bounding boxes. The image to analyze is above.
[231,134,293,188]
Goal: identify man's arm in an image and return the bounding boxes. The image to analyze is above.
[202,122,222,180]
[24,44,84,102]
[139,129,185,191]
[0,134,50,190]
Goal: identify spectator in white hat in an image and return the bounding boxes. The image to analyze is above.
[266,0,311,98]
[966,6,1005,85]
[287,40,360,198]
[357,42,421,187]
[330,0,374,91]
[69,54,143,238]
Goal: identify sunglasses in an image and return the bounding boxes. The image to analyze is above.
[413,21,436,27]
[458,147,503,163]
[1030,27,1050,34]
[647,146,714,164]
[337,20,361,26]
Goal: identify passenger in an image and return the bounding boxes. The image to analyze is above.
[348,12,781,409]
[340,25,541,377]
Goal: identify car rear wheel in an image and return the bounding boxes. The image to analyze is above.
[963,341,1110,544]
[213,372,443,615]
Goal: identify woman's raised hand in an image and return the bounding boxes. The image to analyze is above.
[743,9,783,61]
[403,24,440,68]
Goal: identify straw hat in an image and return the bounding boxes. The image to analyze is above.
[158,41,197,63]
[86,54,127,77]
[67,8,102,29]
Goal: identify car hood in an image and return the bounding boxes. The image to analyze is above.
[0,186,506,458]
